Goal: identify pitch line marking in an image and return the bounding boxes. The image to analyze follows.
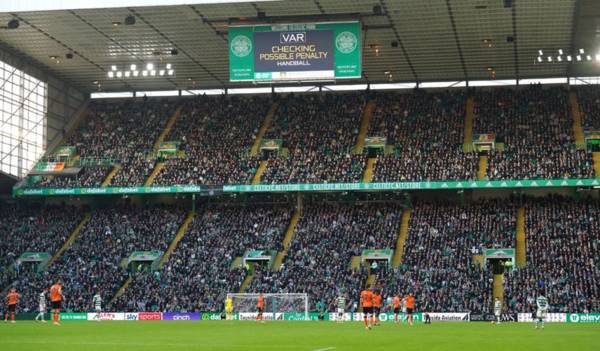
[313,347,336,351]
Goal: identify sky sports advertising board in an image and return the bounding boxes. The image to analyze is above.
[229,22,361,82]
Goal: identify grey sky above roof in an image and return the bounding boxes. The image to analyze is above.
[0,0,595,93]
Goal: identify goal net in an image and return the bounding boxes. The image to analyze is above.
[226,293,309,321]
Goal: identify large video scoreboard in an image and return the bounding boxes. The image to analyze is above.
[229,21,361,82]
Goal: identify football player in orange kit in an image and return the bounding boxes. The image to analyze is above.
[360,287,374,330]
[50,279,63,326]
[5,288,20,323]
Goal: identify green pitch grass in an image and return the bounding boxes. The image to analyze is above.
[0,321,597,351]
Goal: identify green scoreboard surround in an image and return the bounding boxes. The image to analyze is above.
[229,21,361,82]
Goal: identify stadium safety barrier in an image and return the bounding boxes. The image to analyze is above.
[470,314,516,322]
[13,312,599,323]
[223,179,600,192]
[13,185,204,196]
[517,313,600,323]
[13,178,600,197]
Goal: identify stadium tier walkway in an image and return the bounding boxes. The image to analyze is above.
[46,212,91,268]
[102,165,121,186]
[108,276,132,307]
[250,102,279,156]
[107,209,194,307]
[493,273,504,302]
[392,208,412,268]
[569,91,586,149]
[145,162,165,186]
[238,273,253,293]
[463,96,475,152]
[365,273,376,289]
[594,152,600,178]
[143,105,184,186]
[353,100,376,155]
[272,209,301,271]
[252,160,268,185]
[158,210,195,268]
[516,207,526,267]
[477,155,488,180]
[362,158,376,183]
[152,105,183,151]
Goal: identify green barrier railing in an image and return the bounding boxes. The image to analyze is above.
[12,178,600,197]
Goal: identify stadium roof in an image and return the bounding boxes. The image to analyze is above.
[0,0,596,92]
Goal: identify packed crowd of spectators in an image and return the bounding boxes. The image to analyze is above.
[33,166,113,188]
[153,95,270,186]
[0,204,81,292]
[377,200,516,313]
[370,90,477,182]
[11,205,182,312]
[248,203,402,310]
[260,93,366,184]
[3,196,600,314]
[31,99,175,188]
[505,196,600,313]
[23,86,600,190]
[474,86,594,179]
[112,206,291,312]
[576,85,600,130]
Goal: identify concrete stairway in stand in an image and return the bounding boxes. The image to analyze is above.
[354,100,376,155]
[144,162,165,186]
[392,208,412,268]
[152,106,184,151]
[46,213,91,268]
[463,97,475,152]
[350,256,361,270]
[252,160,268,185]
[493,274,504,302]
[238,273,254,293]
[250,102,279,156]
[569,91,586,150]
[109,211,195,305]
[272,209,301,271]
[516,207,526,267]
[477,155,488,180]
[143,105,184,186]
[108,276,133,307]
[101,165,122,187]
[593,152,600,178]
[365,274,376,288]
[158,210,195,268]
[362,158,377,183]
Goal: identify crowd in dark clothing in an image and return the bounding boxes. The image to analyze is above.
[370,90,477,181]
[248,203,402,310]
[260,93,366,184]
[9,206,182,312]
[377,200,515,313]
[474,87,594,179]
[24,87,600,190]
[0,204,81,293]
[505,197,600,313]
[153,95,269,186]
[33,99,174,188]
[576,86,600,130]
[111,206,291,312]
[2,197,599,314]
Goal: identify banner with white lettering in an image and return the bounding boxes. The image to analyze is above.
[517,313,567,323]
[87,312,125,321]
[426,312,470,322]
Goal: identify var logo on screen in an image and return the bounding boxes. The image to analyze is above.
[280,32,306,44]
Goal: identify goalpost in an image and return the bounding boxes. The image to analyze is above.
[226,293,309,321]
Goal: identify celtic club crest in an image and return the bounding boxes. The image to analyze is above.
[335,31,358,54]
[230,35,252,58]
